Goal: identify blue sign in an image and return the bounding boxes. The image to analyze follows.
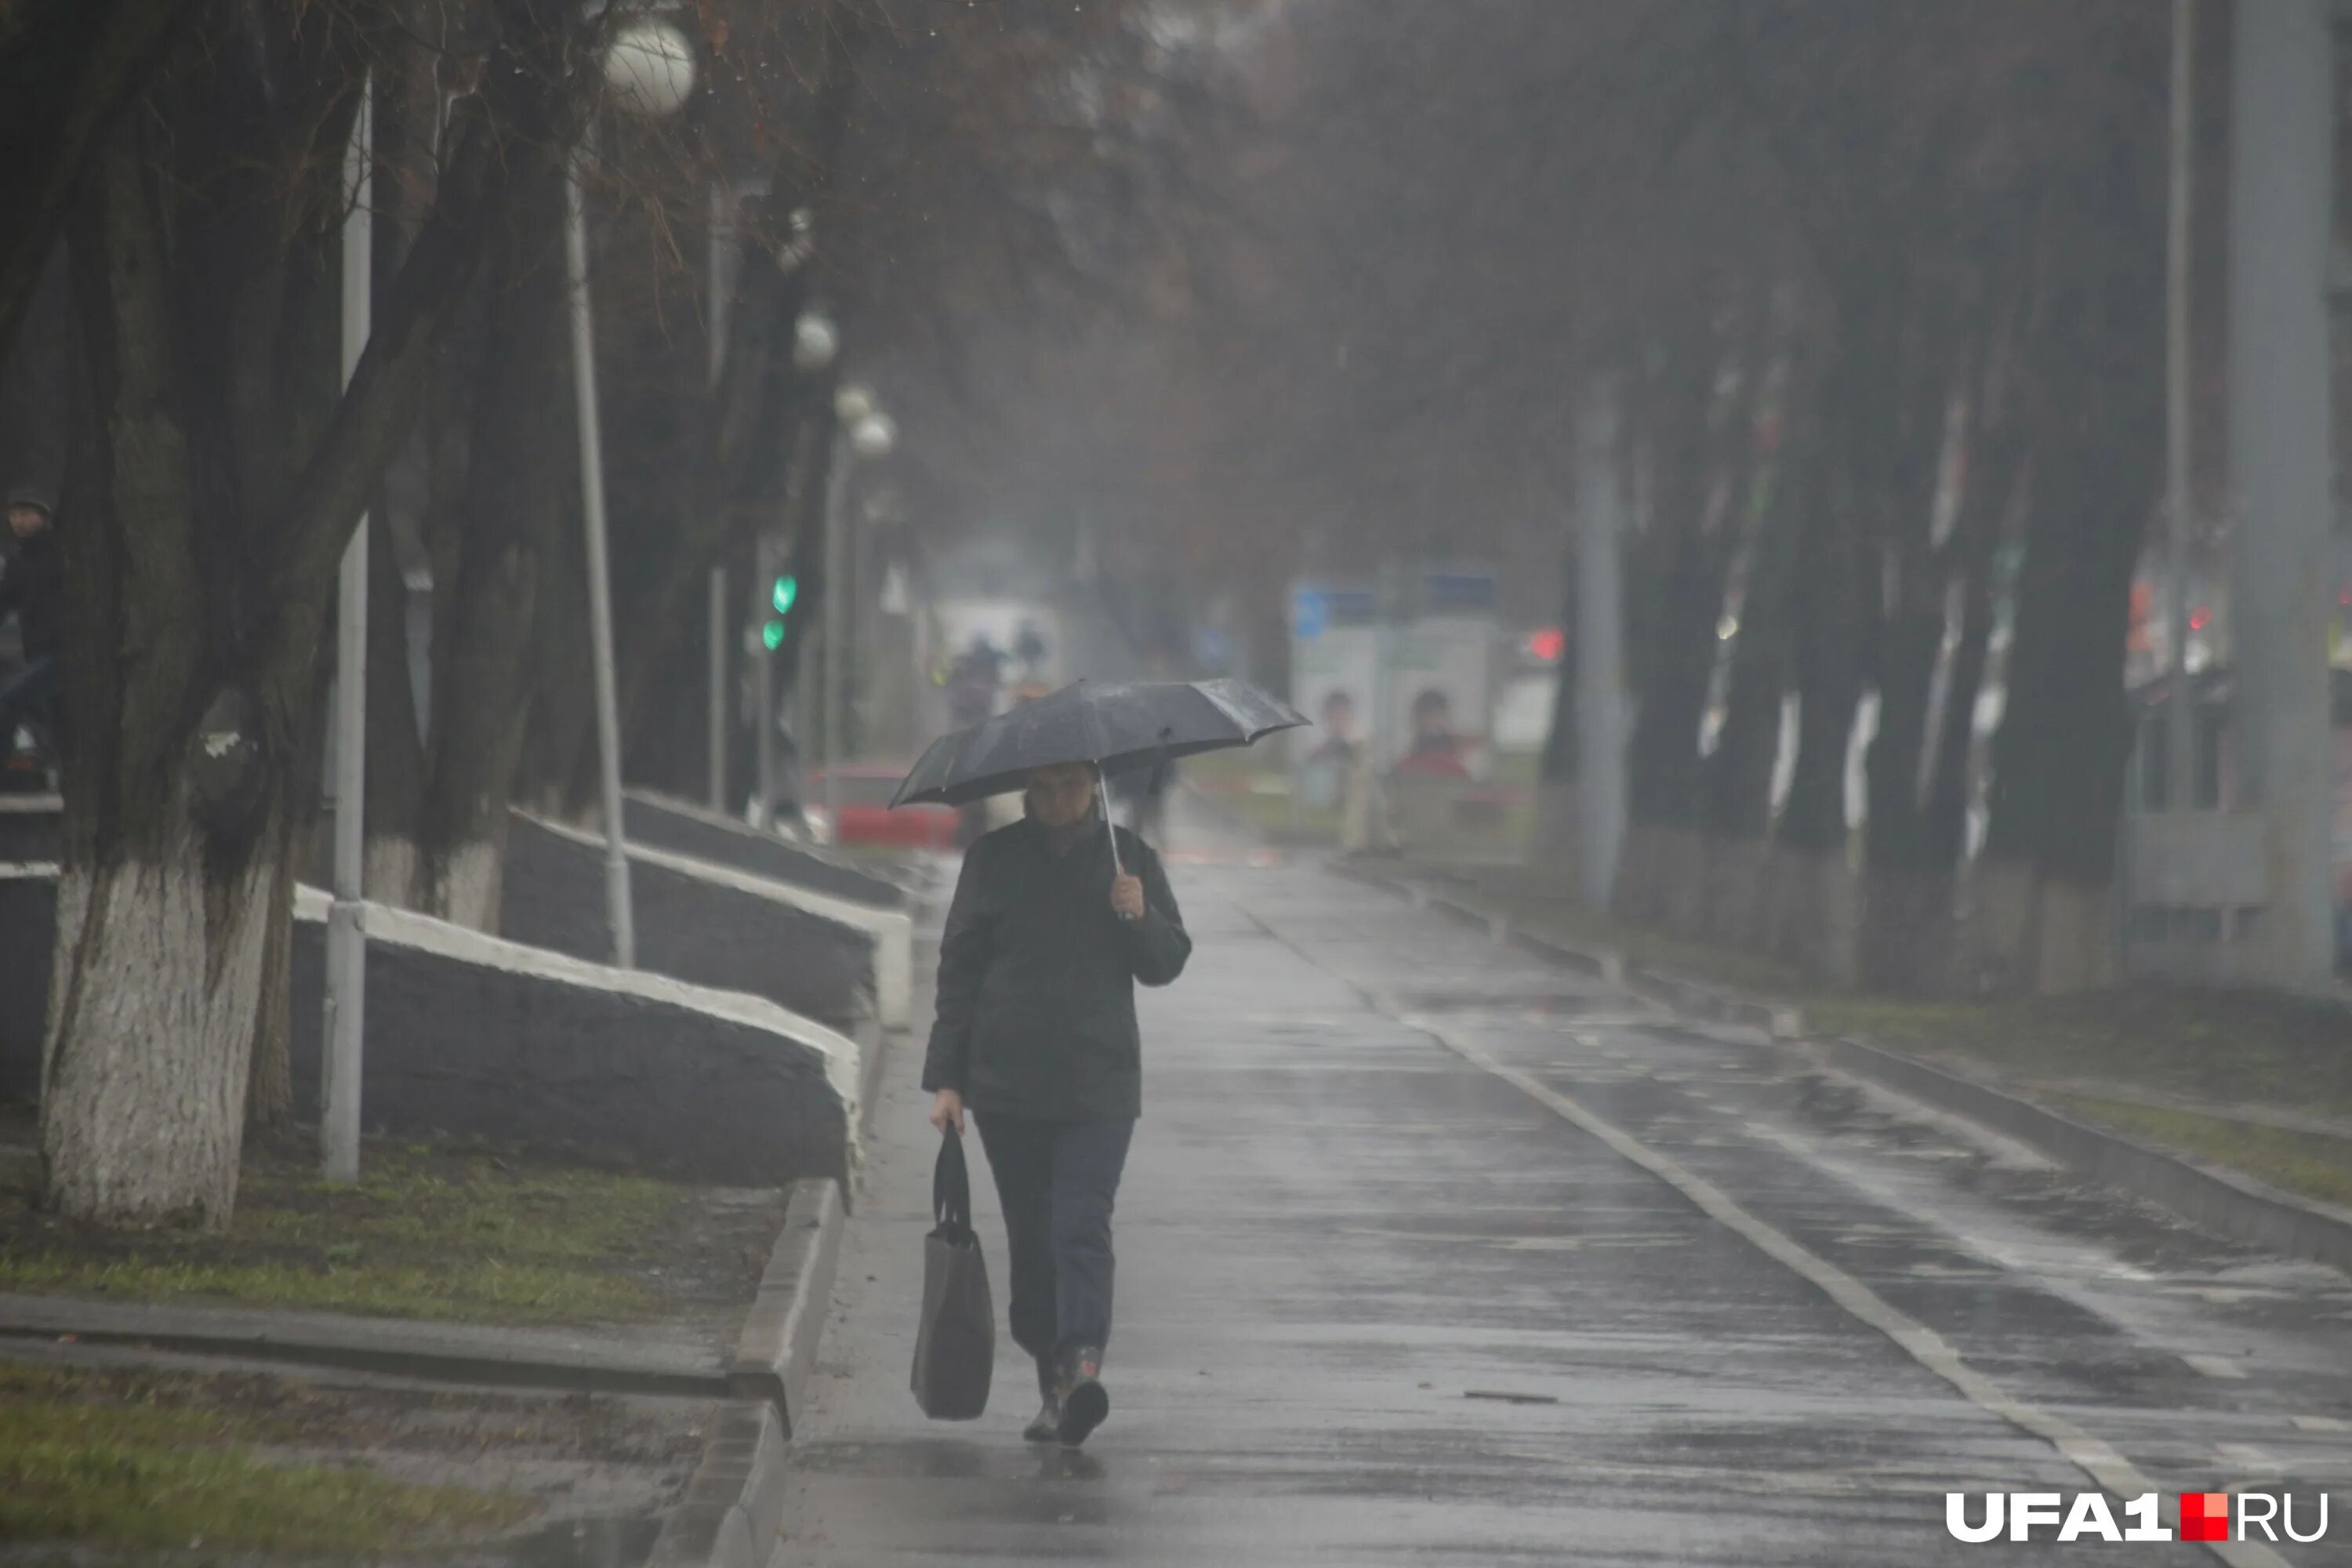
[1291,589,1328,641]
[1421,569,1498,614]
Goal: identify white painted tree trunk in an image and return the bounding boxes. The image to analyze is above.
[422,837,503,932]
[365,833,501,931]
[364,835,419,912]
[39,848,278,1226]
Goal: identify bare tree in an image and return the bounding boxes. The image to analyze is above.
[41,0,587,1225]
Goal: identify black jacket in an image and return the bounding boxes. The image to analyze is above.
[0,529,61,661]
[922,811,1190,1121]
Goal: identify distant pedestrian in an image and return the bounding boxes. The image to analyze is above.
[0,485,62,753]
[1109,751,1173,845]
[923,760,1191,1448]
[1014,619,1047,681]
[1391,688,1470,779]
[1305,689,1360,772]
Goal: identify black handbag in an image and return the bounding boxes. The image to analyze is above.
[910,1127,995,1420]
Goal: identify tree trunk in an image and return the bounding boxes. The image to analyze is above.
[42,824,287,1224]
[408,151,569,927]
[1917,341,2024,990]
[1700,408,1812,948]
[40,123,294,1226]
[243,767,307,1131]
[1979,146,2164,995]
[42,2,578,1223]
[1615,303,1726,930]
[1766,372,1868,986]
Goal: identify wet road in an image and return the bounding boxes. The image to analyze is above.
[772,829,2352,1566]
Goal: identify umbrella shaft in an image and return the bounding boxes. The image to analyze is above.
[1098,771,1123,875]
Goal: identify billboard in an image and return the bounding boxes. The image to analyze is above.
[1288,585,1377,766]
[1289,572,1501,771]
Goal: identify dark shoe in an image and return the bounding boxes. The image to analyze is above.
[1023,1357,1062,1443]
[1057,1345,1109,1449]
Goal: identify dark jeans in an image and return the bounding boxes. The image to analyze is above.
[0,655,56,746]
[973,1113,1134,1363]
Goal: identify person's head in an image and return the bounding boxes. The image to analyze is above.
[1025,761,1099,828]
[1321,690,1356,739]
[1411,688,1453,738]
[5,487,52,543]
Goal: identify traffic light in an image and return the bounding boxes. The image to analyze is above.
[763,574,797,651]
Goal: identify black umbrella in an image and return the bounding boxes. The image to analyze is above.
[891,677,1308,868]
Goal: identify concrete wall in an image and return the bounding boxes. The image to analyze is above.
[0,797,60,865]
[0,864,54,1104]
[292,891,858,1188]
[508,811,913,1032]
[503,812,876,1033]
[623,791,911,910]
[1,873,858,1190]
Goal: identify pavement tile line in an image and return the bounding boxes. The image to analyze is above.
[1400,1007,2292,1568]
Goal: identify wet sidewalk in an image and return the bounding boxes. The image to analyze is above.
[771,839,2352,1566]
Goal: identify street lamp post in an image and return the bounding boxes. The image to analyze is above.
[324,79,372,1183]
[821,384,893,837]
[566,4,698,967]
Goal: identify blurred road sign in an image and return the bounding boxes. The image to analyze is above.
[1421,568,1498,615]
[1292,589,1328,641]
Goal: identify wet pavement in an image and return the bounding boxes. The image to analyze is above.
[772,820,2352,1566]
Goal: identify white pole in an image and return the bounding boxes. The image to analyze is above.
[2225,0,2336,992]
[324,80,373,1184]
[822,426,851,837]
[1573,372,1627,911]
[2165,0,2197,811]
[565,135,637,968]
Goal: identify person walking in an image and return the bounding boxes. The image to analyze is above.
[922,759,1191,1448]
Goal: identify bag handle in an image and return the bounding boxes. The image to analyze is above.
[933,1126,974,1233]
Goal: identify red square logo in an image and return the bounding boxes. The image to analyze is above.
[2181,1493,2231,1542]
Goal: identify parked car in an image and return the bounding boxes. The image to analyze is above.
[805,763,960,851]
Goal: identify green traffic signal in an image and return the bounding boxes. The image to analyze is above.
[771,574,798,615]
[762,619,785,652]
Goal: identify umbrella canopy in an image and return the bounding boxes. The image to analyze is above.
[891,678,1308,808]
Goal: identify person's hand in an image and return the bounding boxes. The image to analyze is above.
[929,1088,964,1134]
[1110,873,1145,921]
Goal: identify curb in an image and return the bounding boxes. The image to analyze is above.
[0,1292,731,1400]
[645,1399,790,1568]
[653,1025,881,1566]
[727,1177,846,1433]
[1811,1034,2352,1277]
[1339,859,2352,1279]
